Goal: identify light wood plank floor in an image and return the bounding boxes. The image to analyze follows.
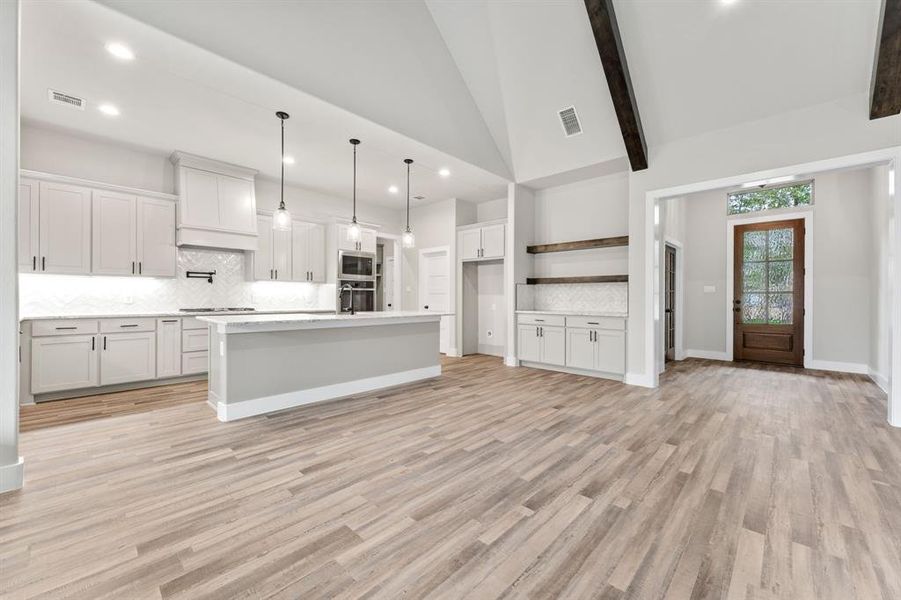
[2,356,900,599]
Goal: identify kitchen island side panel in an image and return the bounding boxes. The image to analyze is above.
[222,322,439,404]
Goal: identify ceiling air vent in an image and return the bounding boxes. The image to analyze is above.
[48,89,85,110]
[413,195,425,201]
[558,106,582,137]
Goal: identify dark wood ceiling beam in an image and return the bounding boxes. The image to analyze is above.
[583,0,648,171]
[871,0,901,119]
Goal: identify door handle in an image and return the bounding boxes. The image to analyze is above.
[733,308,741,313]
[424,305,429,310]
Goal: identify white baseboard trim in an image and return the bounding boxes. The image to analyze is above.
[685,349,730,361]
[519,361,623,382]
[806,360,868,375]
[0,458,24,494]
[504,355,519,367]
[216,365,442,422]
[445,347,460,358]
[624,372,655,388]
[868,369,890,394]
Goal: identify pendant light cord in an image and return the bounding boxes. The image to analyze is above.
[352,143,357,222]
[405,161,411,230]
[279,117,285,210]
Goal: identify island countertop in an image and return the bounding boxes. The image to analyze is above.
[197,311,448,334]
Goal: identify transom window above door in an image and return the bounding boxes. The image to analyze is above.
[727,181,813,215]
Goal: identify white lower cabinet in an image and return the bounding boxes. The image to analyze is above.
[31,334,99,393]
[100,332,156,386]
[517,323,565,366]
[182,351,209,375]
[156,318,182,378]
[518,313,626,379]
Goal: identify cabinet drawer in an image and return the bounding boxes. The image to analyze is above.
[182,351,208,375]
[32,319,99,337]
[182,328,209,352]
[181,317,208,330]
[565,316,626,331]
[100,317,156,333]
[517,313,565,327]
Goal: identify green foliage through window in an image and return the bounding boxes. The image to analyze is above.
[727,182,812,215]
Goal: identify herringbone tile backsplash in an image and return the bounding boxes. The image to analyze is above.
[20,248,336,316]
[516,282,627,314]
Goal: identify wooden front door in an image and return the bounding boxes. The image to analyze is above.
[664,244,676,362]
[733,219,804,366]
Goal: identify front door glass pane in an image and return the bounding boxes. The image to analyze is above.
[742,227,794,324]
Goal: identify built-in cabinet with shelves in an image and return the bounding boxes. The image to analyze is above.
[23,316,210,402]
[18,172,177,277]
[171,151,258,251]
[517,312,626,380]
[459,222,505,261]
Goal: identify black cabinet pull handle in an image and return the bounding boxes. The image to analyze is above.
[139,262,142,275]
[103,336,107,350]
[132,261,135,274]
[587,321,599,325]
[55,326,77,330]
[120,324,138,328]
[32,256,36,270]
[42,256,46,271]
[162,319,178,323]
[535,319,544,322]
[92,337,95,350]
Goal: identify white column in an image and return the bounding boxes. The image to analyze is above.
[890,154,901,427]
[0,0,22,493]
[504,183,534,366]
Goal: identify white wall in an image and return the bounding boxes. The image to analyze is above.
[629,92,901,386]
[476,197,507,221]
[402,198,456,311]
[870,164,892,391]
[532,172,629,278]
[0,0,23,493]
[676,167,878,367]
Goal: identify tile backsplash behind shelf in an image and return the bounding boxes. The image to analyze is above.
[19,247,336,315]
[516,282,628,314]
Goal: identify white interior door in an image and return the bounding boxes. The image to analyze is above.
[419,248,450,354]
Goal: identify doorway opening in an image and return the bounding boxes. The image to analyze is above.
[664,243,677,362]
[418,246,450,354]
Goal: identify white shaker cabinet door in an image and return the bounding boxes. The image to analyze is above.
[272,227,292,281]
[458,228,481,261]
[360,228,378,254]
[100,332,157,386]
[181,167,219,229]
[18,179,39,272]
[156,319,182,378]
[92,190,136,276]
[517,324,541,363]
[137,198,176,277]
[31,334,99,394]
[217,174,256,233]
[540,326,566,367]
[253,215,274,280]
[308,223,326,282]
[480,224,505,259]
[566,328,596,371]
[39,181,92,274]
[595,330,626,374]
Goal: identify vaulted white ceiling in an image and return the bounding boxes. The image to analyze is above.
[21,0,888,203]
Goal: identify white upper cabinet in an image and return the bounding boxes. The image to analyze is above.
[18,179,39,272]
[92,190,137,276]
[291,221,326,282]
[171,152,258,251]
[39,181,92,274]
[249,214,291,281]
[458,222,505,261]
[337,223,377,253]
[136,198,176,277]
[480,223,506,259]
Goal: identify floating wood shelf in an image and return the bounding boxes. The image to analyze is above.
[526,275,628,285]
[527,236,628,254]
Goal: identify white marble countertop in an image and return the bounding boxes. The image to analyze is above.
[198,311,448,334]
[20,308,336,321]
[515,309,628,318]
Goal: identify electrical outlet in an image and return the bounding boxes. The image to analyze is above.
[703,285,716,294]
[123,295,134,304]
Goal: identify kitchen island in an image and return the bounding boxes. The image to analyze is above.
[197,311,444,421]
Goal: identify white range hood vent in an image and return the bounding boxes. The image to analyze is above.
[171,151,259,252]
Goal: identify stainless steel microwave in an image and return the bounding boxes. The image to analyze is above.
[338,250,375,280]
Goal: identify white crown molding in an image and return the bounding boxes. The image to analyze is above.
[19,169,177,201]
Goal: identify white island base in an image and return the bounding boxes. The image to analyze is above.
[198,312,443,421]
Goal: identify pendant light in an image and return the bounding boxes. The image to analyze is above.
[347,138,362,242]
[272,111,292,231]
[402,158,415,248]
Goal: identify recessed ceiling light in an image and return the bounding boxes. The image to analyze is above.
[98,103,120,117]
[388,185,399,194]
[438,168,450,178]
[282,155,295,165]
[105,42,135,61]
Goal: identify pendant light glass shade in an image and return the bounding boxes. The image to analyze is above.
[273,111,292,231]
[347,139,362,242]
[402,158,415,248]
